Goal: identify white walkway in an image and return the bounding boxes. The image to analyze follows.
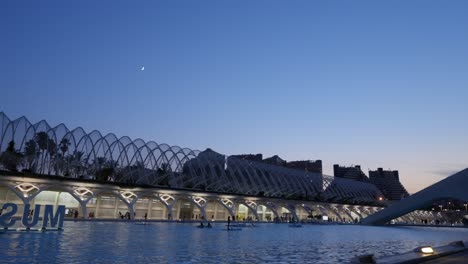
[362,168,468,225]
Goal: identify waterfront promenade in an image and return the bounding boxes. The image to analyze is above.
[367,240,468,264]
[425,250,468,264]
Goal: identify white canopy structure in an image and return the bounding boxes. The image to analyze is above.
[0,112,383,205]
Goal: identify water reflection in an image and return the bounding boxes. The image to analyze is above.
[0,222,467,263]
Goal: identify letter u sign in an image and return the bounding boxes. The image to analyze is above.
[0,203,65,230]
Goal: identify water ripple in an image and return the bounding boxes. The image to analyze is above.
[0,222,467,263]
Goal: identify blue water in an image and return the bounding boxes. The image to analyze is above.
[1,222,467,263]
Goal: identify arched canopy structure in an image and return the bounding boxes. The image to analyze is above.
[0,112,383,205]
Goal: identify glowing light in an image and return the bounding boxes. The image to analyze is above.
[15,183,39,197]
[246,200,257,209]
[193,197,207,207]
[160,194,175,204]
[74,187,93,197]
[414,246,434,254]
[121,191,137,201]
[221,199,233,208]
[421,247,434,254]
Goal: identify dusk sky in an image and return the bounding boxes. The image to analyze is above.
[1,1,467,193]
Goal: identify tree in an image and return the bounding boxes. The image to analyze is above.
[46,138,57,174]
[52,138,71,176]
[93,157,115,182]
[34,132,49,174]
[22,139,38,172]
[96,167,114,182]
[59,138,70,156]
[157,162,172,187]
[0,141,22,172]
[53,153,66,176]
[70,151,85,177]
[104,160,119,182]
[33,132,58,174]
[121,161,145,184]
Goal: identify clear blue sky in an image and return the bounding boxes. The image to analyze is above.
[1,1,467,193]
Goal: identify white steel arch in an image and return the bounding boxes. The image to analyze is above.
[0,112,384,206]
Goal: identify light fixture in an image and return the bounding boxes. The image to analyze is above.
[193,196,206,207]
[221,199,233,208]
[246,200,257,208]
[15,183,39,197]
[159,194,175,204]
[413,246,434,254]
[74,187,93,198]
[121,191,137,201]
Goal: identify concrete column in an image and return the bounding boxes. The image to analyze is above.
[212,203,218,221]
[168,204,174,220]
[285,205,299,222]
[128,202,135,220]
[54,192,60,210]
[95,196,101,218]
[80,201,88,219]
[221,202,235,219]
[147,199,153,219]
[161,203,167,220]
[113,197,120,219]
[157,194,176,220]
[322,205,343,222]
[233,202,238,217]
[350,206,363,221]
[265,203,280,221]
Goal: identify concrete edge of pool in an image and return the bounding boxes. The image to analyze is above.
[352,240,468,264]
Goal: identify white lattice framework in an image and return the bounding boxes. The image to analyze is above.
[0,112,383,204]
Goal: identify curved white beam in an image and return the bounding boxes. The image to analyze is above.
[362,168,468,225]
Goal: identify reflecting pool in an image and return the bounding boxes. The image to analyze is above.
[1,222,467,263]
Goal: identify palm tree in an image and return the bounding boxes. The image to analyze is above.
[95,157,107,168]
[92,156,106,178]
[52,138,71,176]
[46,138,57,174]
[70,151,85,177]
[34,132,49,174]
[53,153,65,176]
[157,162,172,187]
[0,140,22,172]
[125,161,145,184]
[59,138,70,156]
[22,139,38,172]
[94,157,116,182]
[104,159,119,182]
[62,154,76,176]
